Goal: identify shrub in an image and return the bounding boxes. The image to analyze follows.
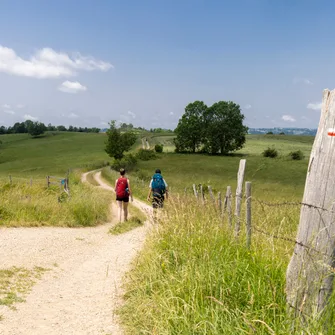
[136,149,157,161]
[154,144,163,153]
[289,150,304,160]
[111,154,138,172]
[262,147,278,158]
[266,131,274,135]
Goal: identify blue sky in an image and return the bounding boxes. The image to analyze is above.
[0,0,333,129]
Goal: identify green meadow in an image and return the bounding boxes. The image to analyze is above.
[2,131,330,334]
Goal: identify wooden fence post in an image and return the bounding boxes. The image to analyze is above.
[208,186,215,204]
[246,182,251,249]
[224,186,232,228]
[235,159,246,237]
[218,192,222,215]
[199,184,204,205]
[193,184,198,199]
[286,89,335,325]
[46,176,50,188]
[9,175,12,185]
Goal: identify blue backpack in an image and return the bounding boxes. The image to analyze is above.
[151,173,166,197]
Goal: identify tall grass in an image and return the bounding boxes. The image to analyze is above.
[0,171,112,227]
[119,196,330,334]
[120,197,290,334]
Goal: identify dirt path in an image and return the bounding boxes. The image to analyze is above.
[0,172,152,335]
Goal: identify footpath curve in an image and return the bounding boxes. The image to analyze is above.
[0,171,151,335]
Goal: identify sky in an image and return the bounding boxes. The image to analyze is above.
[0,0,334,130]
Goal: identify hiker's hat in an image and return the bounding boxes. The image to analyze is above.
[155,169,161,174]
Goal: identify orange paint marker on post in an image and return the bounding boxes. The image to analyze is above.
[328,128,335,136]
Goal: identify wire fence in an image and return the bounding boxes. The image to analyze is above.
[187,182,332,254]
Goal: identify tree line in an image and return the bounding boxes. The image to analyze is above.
[174,100,248,154]
[0,121,101,136]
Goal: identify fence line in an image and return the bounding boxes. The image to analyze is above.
[188,178,334,250]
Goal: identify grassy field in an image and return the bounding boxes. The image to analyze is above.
[0,132,109,177]
[2,130,328,333]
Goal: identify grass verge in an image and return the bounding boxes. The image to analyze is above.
[0,171,112,227]
[118,196,327,334]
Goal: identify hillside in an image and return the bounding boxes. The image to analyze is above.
[0,132,109,177]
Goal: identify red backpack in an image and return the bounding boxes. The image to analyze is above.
[116,177,129,198]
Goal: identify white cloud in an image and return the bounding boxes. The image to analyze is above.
[23,114,38,121]
[169,112,174,116]
[58,81,87,93]
[68,112,79,118]
[127,111,136,118]
[282,115,296,122]
[0,45,113,79]
[307,102,322,110]
[2,104,10,108]
[100,121,109,126]
[293,77,313,85]
[244,104,252,109]
[3,109,15,115]
[16,104,25,109]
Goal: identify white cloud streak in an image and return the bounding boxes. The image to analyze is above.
[58,81,87,93]
[68,112,79,118]
[244,104,252,109]
[282,115,296,122]
[127,111,136,118]
[0,45,113,79]
[3,109,15,115]
[293,77,313,85]
[2,104,10,109]
[307,102,322,110]
[23,114,38,121]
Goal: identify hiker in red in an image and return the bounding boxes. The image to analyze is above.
[114,168,132,222]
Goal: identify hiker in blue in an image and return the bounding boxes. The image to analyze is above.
[147,169,168,208]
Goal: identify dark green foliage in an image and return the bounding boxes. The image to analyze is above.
[174,100,248,154]
[279,132,285,135]
[263,147,278,158]
[27,121,47,137]
[136,149,157,161]
[111,154,138,172]
[154,144,163,153]
[174,101,207,153]
[204,101,248,154]
[289,150,304,160]
[266,131,274,135]
[105,121,137,160]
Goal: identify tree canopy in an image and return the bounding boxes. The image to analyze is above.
[27,121,47,137]
[105,121,137,160]
[174,100,248,154]
[174,101,207,153]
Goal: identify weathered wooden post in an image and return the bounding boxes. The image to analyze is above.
[224,186,232,228]
[235,159,246,237]
[192,184,198,199]
[199,184,205,205]
[218,192,222,215]
[286,89,335,323]
[245,182,251,249]
[208,186,215,204]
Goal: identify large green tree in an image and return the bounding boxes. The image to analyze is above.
[204,101,248,154]
[174,101,207,153]
[27,121,47,137]
[105,121,137,160]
